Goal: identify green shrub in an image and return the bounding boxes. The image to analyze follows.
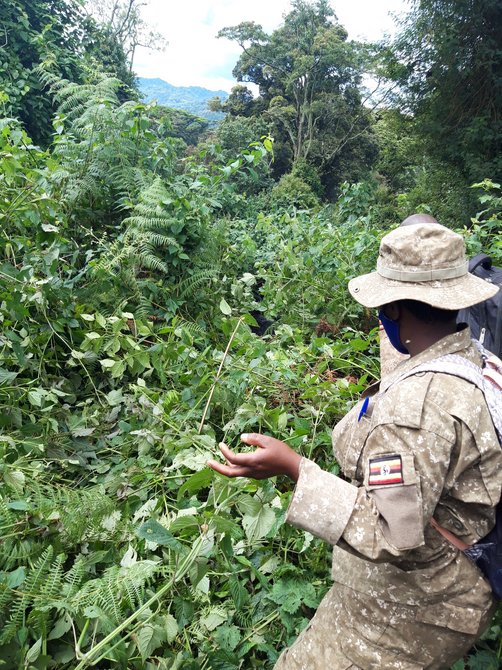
[270,173,320,210]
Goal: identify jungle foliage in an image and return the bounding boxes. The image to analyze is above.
[389,0,502,188]
[216,0,378,197]
[0,0,501,668]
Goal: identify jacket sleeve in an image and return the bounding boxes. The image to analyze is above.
[286,421,458,561]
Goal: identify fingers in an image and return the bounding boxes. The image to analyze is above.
[207,435,276,479]
[207,439,259,478]
[207,459,249,478]
[219,442,252,465]
[239,432,271,448]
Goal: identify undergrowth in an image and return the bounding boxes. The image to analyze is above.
[0,76,500,669]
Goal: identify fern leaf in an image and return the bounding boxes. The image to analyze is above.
[0,546,54,644]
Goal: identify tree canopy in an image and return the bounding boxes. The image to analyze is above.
[392,0,502,181]
[218,0,377,195]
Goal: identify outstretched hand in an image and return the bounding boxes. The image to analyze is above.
[207,433,302,482]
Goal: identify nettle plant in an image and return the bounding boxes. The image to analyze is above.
[0,293,378,667]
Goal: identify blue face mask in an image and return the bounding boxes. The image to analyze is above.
[379,309,409,355]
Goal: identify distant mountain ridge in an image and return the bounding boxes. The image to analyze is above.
[138,77,228,121]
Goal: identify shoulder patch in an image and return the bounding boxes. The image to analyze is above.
[368,454,403,486]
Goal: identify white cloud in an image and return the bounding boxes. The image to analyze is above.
[134,0,408,92]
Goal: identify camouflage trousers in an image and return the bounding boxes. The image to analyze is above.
[274,583,497,670]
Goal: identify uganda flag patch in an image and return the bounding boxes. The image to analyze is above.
[368,454,403,486]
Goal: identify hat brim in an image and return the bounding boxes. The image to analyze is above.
[348,271,499,309]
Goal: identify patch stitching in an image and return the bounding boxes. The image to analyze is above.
[368,454,403,486]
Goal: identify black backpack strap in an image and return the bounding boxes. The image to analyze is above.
[495,292,502,356]
[469,253,492,273]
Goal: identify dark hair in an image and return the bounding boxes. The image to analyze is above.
[399,299,459,324]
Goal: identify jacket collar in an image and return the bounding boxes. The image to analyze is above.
[380,326,479,393]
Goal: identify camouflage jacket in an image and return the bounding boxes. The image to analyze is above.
[286,328,502,633]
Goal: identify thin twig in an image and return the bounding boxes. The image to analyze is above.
[198,317,243,434]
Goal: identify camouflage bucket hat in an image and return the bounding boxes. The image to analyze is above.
[348,223,499,309]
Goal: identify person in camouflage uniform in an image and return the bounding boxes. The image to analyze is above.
[208,223,502,669]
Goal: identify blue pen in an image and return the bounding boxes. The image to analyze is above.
[357,396,370,422]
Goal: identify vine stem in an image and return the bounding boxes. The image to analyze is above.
[73,536,203,669]
[198,317,243,435]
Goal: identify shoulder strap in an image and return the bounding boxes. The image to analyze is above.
[389,342,502,443]
[469,253,492,273]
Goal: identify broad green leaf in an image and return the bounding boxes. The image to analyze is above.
[111,360,126,377]
[27,389,44,407]
[164,613,178,643]
[136,519,182,550]
[6,566,25,588]
[106,389,124,406]
[95,313,107,328]
[219,297,232,315]
[237,494,261,516]
[7,500,30,511]
[48,613,72,640]
[263,137,273,152]
[136,624,155,663]
[212,624,241,652]
[0,368,17,385]
[25,637,42,663]
[268,578,318,614]
[4,470,25,493]
[229,576,248,609]
[242,503,275,542]
[171,448,214,472]
[71,426,95,437]
[200,606,227,631]
[177,467,213,500]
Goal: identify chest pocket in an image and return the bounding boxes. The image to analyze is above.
[333,375,431,485]
[332,400,374,482]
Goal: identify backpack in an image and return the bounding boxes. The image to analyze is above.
[457,253,502,358]
[390,342,502,598]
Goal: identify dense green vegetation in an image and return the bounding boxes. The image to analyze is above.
[0,0,501,668]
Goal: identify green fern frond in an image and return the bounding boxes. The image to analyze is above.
[137,251,170,273]
[33,484,117,545]
[120,561,159,611]
[63,556,87,599]
[37,553,66,603]
[175,268,220,299]
[99,567,123,624]
[174,319,207,337]
[0,546,54,644]
[0,583,12,613]
[0,539,38,571]
[134,296,152,321]
[0,497,18,530]
[145,233,180,249]
[125,216,173,230]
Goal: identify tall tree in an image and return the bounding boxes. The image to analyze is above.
[392,0,502,181]
[86,0,166,73]
[218,0,377,195]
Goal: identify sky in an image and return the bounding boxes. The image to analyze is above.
[134,0,409,93]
